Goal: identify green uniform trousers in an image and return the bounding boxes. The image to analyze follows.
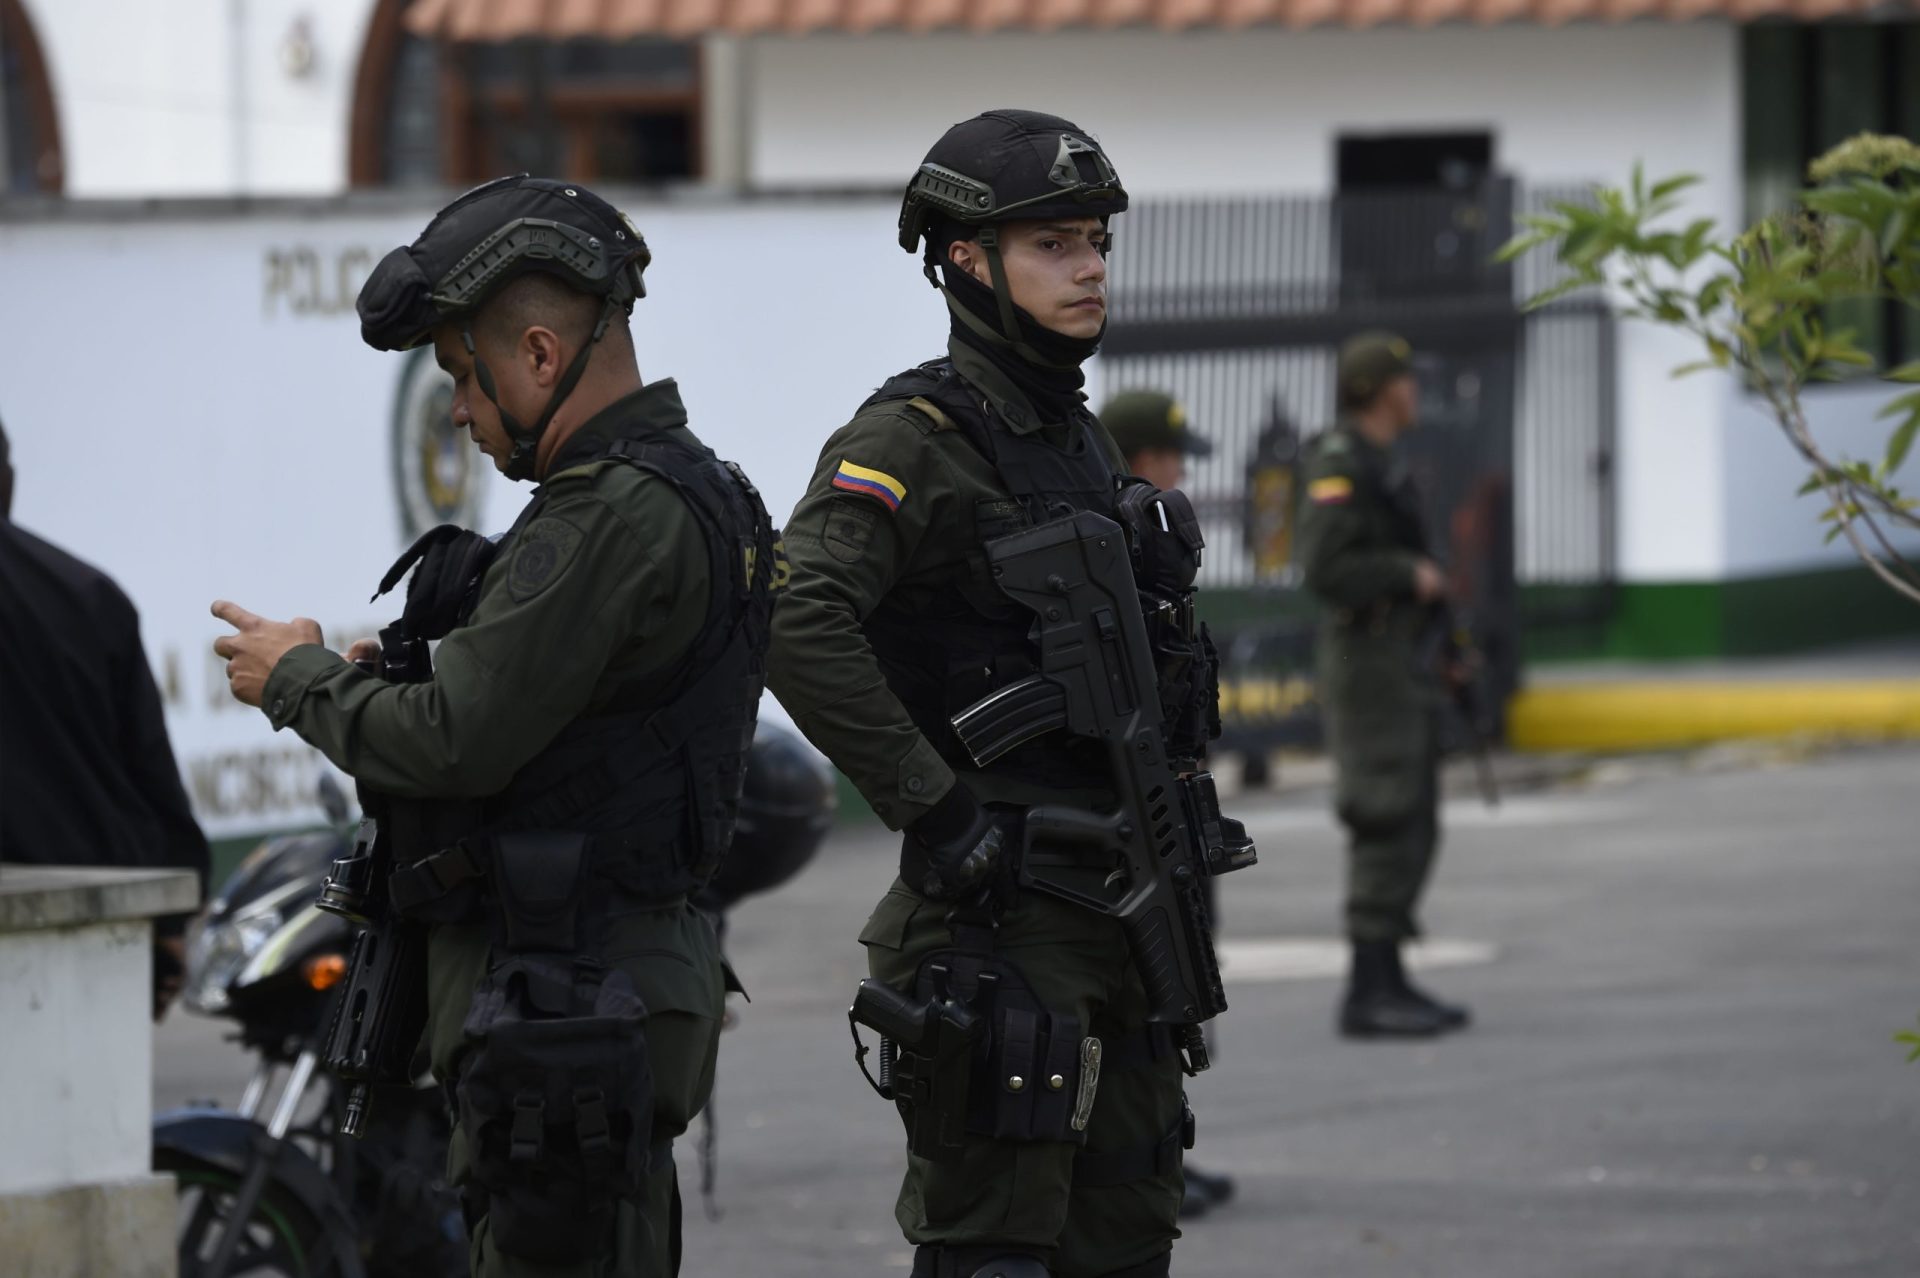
[860,878,1185,1277]
[1333,702,1441,943]
[425,901,726,1278]
[1320,629,1443,944]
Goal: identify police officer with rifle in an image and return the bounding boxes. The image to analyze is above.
[767,111,1254,1278]
[214,176,779,1276]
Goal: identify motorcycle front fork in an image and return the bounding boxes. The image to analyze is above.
[181,1048,320,1278]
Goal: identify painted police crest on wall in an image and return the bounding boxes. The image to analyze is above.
[392,345,486,541]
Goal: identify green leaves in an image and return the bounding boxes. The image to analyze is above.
[1496,136,1920,605]
[1898,1017,1920,1064]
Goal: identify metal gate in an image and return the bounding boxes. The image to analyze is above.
[1101,181,1615,751]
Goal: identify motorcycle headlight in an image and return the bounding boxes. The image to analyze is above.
[182,908,281,1015]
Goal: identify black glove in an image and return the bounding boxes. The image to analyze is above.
[907,784,1004,901]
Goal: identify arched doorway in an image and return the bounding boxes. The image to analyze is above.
[0,0,63,193]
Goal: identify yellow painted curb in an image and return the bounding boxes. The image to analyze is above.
[1509,680,1920,752]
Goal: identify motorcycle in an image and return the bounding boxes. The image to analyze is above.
[154,776,464,1278]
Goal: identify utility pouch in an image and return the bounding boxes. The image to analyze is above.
[954,957,1086,1145]
[455,832,653,1265]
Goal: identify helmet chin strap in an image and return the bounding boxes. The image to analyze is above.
[461,296,623,482]
[938,226,1089,372]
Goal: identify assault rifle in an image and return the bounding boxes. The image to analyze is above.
[948,511,1256,1074]
[313,649,431,1138]
[1433,599,1501,810]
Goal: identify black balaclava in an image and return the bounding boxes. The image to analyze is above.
[932,221,1101,424]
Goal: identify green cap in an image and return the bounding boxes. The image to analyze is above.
[1099,390,1213,459]
[1337,331,1415,408]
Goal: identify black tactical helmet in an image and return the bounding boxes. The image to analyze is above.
[695,723,837,915]
[898,109,1127,259]
[357,175,651,480]
[899,110,1127,364]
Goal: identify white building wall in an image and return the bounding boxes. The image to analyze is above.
[21,0,370,196]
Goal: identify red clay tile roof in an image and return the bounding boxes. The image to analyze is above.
[405,0,1902,37]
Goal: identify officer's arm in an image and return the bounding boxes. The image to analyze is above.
[262,477,700,798]
[766,412,952,831]
[1297,462,1419,608]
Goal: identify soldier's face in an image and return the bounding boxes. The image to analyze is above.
[431,326,520,475]
[951,217,1109,340]
[1383,374,1420,431]
[1130,448,1186,492]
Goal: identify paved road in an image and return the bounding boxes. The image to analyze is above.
[156,745,1920,1277]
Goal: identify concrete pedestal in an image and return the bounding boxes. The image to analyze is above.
[0,864,200,1278]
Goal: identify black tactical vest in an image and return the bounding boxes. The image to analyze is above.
[857,359,1122,790]
[374,420,778,920]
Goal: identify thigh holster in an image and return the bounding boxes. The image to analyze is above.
[851,948,1098,1166]
[454,832,656,1265]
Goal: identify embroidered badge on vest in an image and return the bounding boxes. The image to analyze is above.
[831,460,907,512]
[1308,476,1354,505]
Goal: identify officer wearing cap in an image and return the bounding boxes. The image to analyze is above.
[1296,331,1471,1040]
[768,112,1206,1278]
[213,176,778,1274]
[1099,389,1212,493]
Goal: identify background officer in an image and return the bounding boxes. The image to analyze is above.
[1296,331,1472,1040]
[1098,389,1212,494]
[769,111,1194,1278]
[213,177,776,1275]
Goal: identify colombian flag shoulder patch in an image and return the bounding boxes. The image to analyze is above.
[831,459,907,512]
[1308,475,1354,505]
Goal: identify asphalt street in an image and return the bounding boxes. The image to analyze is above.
[155,744,1920,1277]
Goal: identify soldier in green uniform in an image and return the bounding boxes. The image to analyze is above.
[769,112,1214,1278]
[214,177,777,1276]
[1296,331,1472,1040]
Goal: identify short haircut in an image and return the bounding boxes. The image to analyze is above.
[476,272,628,353]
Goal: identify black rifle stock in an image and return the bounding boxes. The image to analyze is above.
[950,512,1255,1071]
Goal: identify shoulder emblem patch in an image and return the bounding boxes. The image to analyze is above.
[824,498,877,564]
[831,459,906,512]
[508,515,584,602]
[1308,476,1354,505]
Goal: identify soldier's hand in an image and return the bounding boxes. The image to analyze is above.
[345,638,381,666]
[211,600,324,708]
[908,784,1003,901]
[1412,558,1447,603]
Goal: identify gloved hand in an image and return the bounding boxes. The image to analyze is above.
[907,783,1004,901]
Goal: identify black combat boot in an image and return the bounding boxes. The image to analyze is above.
[1179,1163,1238,1218]
[1384,942,1472,1031]
[1338,940,1448,1038]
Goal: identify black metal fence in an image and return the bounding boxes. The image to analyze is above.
[1100,181,1615,749]
[1104,181,1613,606]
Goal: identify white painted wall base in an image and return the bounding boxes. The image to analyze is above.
[0,866,199,1277]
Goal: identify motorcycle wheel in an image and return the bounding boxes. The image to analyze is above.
[159,1153,338,1278]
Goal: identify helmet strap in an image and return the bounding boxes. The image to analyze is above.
[461,294,624,483]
